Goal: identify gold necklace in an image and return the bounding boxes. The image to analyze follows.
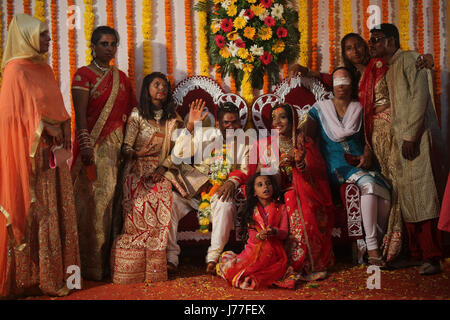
[154,109,164,126]
[279,136,293,154]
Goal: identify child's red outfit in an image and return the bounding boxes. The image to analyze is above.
[217,202,288,290]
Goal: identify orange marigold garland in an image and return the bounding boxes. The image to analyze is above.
[164,0,174,86]
[185,0,194,77]
[126,0,136,92]
[7,0,14,27]
[329,0,335,73]
[382,0,389,23]
[311,0,319,71]
[23,0,31,15]
[362,0,370,41]
[432,0,441,121]
[50,0,59,84]
[230,74,237,94]
[215,65,223,87]
[416,0,424,54]
[67,0,78,138]
[106,0,116,65]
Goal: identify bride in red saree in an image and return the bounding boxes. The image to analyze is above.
[71,26,136,281]
[248,104,335,287]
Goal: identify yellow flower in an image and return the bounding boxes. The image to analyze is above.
[237,48,249,60]
[219,47,231,58]
[243,63,254,73]
[243,26,256,40]
[227,31,238,41]
[233,16,246,30]
[227,5,238,17]
[251,4,266,16]
[199,202,210,210]
[211,22,221,34]
[272,40,285,53]
[248,0,256,3]
[281,18,286,24]
[246,54,255,63]
[214,0,221,3]
[200,218,210,226]
[217,172,228,180]
[258,26,273,40]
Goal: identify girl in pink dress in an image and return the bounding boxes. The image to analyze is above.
[216,173,288,290]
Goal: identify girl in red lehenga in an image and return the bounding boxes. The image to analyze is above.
[216,173,288,290]
[248,104,335,288]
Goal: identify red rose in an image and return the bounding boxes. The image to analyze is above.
[276,27,288,38]
[261,0,273,9]
[235,39,246,48]
[215,35,226,48]
[260,52,273,65]
[244,9,255,20]
[264,16,276,28]
[220,18,233,33]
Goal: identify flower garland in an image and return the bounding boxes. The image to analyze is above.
[199,0,299,91]
[215,65,223,87]
[83,0,95,65]
[106,0,115,65]
[382,0,389,23]
[185,0,194,77]
[126,0,136,92]
[67,0,77,139]
[432,0,441,120]
[164,0,174,86]
[328,0,335,74]
[298,0,308,67]
[311,0,319,71]
[7,0,14,27]
[342,0,353,36]
[242,70,254,108]
[50,0,59,84]
[362,0,370,41]
[416,0,424,54]
[398,0,410,50]
[142,0,153,76]
[198,0,209,77]
[263,73,270,94]
[198,145,233,233]
[23,0,31,15]
[230,74,237,93]
[0,4,3,86]
[34,0,46,23]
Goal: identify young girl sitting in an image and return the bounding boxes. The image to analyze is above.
[216,173,289,290]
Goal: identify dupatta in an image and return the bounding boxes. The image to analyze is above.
[0,14,70,295]
[358,58,389,145]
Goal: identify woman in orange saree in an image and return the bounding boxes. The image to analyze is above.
[110,72,183,284]
[248,104,335,288]
[71,26,136,281]
[0,14,80,298]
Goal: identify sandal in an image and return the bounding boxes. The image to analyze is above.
[368,256,387,268]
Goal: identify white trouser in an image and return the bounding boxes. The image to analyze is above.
[360,195,391,251]
[167,191,236,266]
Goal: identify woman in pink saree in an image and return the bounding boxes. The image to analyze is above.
[71,26,136,281]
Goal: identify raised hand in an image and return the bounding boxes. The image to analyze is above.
[187,99,208,132]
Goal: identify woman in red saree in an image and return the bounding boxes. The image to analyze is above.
[248,104,335,287]
[110,72,183,284]
[0,14,79,298]
[217,173,288,290]
[71,26,136,281]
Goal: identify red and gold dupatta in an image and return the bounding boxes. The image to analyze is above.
[358,58,389,146]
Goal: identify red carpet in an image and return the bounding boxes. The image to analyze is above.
[21,245,450,301]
